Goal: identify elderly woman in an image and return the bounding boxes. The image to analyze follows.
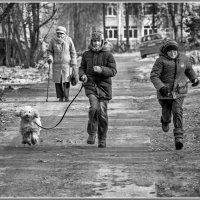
[47,26,77,102]
[150,39,199,150]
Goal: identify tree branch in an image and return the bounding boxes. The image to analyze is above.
[0,3,15,23]
[38,4,57,30]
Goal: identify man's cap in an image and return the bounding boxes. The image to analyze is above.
[162,40,178,54]
[56,26,66,34]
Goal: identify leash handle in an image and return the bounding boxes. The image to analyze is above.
[35,84,84,130]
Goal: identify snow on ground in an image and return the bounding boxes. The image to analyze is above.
[134,51,200,80]
[0,63,49,89]
[0,52,200,89]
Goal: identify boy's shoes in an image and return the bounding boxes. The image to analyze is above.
[98,141,106,148]
[59,98,63,102]
[87,135,96,144]
[162,122,170,132]
[175,137,183,150]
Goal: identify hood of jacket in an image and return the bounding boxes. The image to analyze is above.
[159,41,180,60]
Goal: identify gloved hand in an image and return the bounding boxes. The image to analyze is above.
[159,86,170,97]
[47,59,52,65]
[93,66,102,73]
[70,67,79,86]
[191,78,199,87]
[81,74,88,83]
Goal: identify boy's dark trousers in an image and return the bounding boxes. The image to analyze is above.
[87,94,108,144]
[158,97,185,138]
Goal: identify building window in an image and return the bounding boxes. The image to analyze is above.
[109,30,112,38]
[106,4,117,16]
[124,26,138,38]
[114,29,118,38]
[134,29,138,38]
[105,26,118,39]
[144,4,152,15]
[144,25,157,35]
[144,4,158,15]
[122,4,138,16]
[129,30,132,38]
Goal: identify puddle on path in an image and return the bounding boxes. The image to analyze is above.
[86,163,156,197]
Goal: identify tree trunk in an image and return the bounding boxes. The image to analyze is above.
[180,3,184,42]
[125,3,130,51]
[152,3,157,33]
[0,3,57,67]
[168,3,178,40]
[29,3,40,67]
[0,3,15,23]
[5,14,12,67]
[74,4,81,49]
[103,3,106,39]
[13,24,29,68]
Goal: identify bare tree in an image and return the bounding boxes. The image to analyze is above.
[103,3,106,40]
[1,3,57,68]
[150,3,159,33]
[0,3,15,22]
[125,3,130,51]
[168,3,178,40]
[57,3,103,51]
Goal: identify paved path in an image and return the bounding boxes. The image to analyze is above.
[1,54,200,198]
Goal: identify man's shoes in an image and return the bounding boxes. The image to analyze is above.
[59,98,63,102]
[87,135,96,144]
[162,122,170,132]
[98,141,106,148]
[175,137,183,150]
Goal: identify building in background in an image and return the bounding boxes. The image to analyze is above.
[104,3,187,51]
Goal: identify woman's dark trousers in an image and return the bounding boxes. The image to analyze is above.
[55,81,70,100]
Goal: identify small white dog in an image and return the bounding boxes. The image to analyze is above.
[16,106,42,146]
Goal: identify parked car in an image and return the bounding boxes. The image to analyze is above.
[139,33,164,59]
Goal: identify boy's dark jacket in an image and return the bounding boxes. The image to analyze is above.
[79,41,117,100]
[150,45,198,99]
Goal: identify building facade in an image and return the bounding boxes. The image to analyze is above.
[104,3,169,51]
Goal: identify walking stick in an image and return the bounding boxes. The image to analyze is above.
[46,62,51,102]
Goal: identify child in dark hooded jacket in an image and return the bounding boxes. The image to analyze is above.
[79,30,117,148]
[150,39,199,150]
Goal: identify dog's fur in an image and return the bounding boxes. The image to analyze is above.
[16,106,41,146]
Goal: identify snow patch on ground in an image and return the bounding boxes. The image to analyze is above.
[0,63,49,88]
[0,52,200,88]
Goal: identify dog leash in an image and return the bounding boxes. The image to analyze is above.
[34,84,84,130]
